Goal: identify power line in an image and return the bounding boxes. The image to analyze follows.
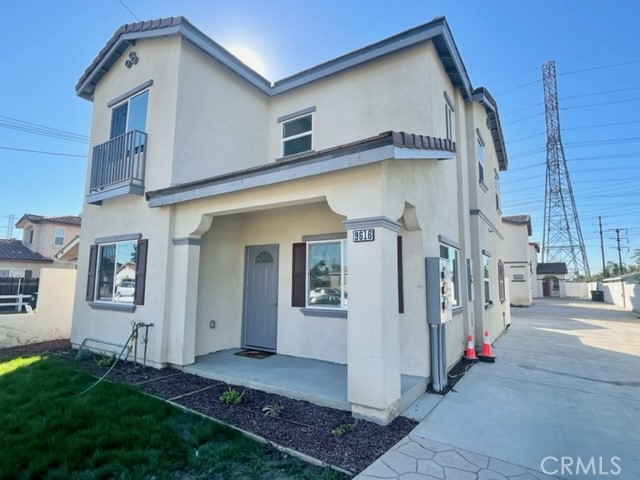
[559,59,640,76]
[0,146,86,158]
[0,115,88,143]
[560,85,640,100]
[117,0,140,21]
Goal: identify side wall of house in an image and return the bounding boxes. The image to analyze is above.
[71,36,185,367]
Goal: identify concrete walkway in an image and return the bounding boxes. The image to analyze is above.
[357,299,640,479]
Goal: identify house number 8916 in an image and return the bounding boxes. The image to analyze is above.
[353,228,375,242]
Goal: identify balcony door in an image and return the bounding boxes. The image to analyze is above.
[110,90,149,138]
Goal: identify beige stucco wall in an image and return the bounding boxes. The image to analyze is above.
[171,39,270,184]
[87,36,182,193]
[0,269,76,349]
[71,194,173,368]
[269,43,451,160]
[502,221,533,307]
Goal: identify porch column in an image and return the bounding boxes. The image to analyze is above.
[166,237,202,366]
[342,216,401,425]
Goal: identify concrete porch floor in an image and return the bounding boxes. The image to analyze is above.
[184,348,426,413]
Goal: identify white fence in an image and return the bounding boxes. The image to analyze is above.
[0,269,76,349]
[565,282,590,299]
[588,280,640,313]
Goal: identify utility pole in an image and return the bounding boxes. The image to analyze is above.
[609,228,628,309]
[541,61,590,279]
[599,216,606,278]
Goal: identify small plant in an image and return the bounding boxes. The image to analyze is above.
[330,420,358,438]
[95,354,116,367]
[262,403,282,417]
[219,387,244,405]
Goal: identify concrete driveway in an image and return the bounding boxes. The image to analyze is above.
[358,299,640,479]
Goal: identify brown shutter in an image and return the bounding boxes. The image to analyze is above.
[134,239,148,306]
[397,236,404,314]
[291,242,306,307]
[85,244,98,301]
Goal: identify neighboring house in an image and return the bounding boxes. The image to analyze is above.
[0,239,52,278]
[0,215,82,277]
[72,16,512,424]
[502,215,533,307]
[14,214,82,270]
[536,263,568,298]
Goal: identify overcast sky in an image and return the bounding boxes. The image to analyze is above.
[1,0,639,271]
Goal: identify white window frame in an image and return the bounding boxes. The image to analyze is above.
[306,239,347,310]
[282,113,313,157]
[94,240,137,304]
[440,244,460,307]
[110,89,150,138]
[483,253,491,305]
[444,93,454,141]
[54,227,65,246]
[495,170,501,211]
[477,131,485,185]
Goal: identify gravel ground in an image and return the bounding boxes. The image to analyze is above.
[1,340,474,474]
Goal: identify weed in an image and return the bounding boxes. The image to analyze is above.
[95,354,117,367]
[262,403,283,417]
[219,387,244,405]
[330,420,358,438]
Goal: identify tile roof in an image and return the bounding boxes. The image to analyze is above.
[537,263,568,275]
[0,239,52,263]
[16,214,82,227]
[503,214,532,235]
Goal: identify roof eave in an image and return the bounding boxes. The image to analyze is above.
[472,87,508,171]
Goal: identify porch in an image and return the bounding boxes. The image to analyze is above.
[184,348,426,414]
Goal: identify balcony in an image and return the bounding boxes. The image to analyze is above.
[87,130,147,205]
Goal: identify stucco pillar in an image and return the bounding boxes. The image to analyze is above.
[342,216,401,425]
[165,237,202,366]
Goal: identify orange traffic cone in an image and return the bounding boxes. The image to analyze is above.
[478,331,496,363]
[464,335,478,362]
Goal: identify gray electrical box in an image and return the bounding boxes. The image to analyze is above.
[426,257,453,325]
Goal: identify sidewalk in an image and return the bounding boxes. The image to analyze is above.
[357,299,640,479]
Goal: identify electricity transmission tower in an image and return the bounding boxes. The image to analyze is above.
[541,61,590,279]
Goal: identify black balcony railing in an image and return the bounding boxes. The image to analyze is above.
[89,130,146,199]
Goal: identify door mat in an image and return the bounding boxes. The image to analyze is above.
[234,349,274,359]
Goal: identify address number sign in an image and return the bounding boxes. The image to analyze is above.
[353,228,375,242]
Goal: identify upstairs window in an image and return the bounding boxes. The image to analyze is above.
[495,171,501,211]
[477,132,485,185]
[282,113,312,156]
[28,229,34,244]
[110,90,149,138]
[54,227,65,246]
[444,92,454,141]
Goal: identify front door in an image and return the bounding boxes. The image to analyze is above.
[542,279,550,297]
[242,245,279,351]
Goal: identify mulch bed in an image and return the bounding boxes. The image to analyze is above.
[0,340,473,475]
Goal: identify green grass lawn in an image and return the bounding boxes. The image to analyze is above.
[0,355,343,480]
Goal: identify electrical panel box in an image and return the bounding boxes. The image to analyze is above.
[426,257,453,325]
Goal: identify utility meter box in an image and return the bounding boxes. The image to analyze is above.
[426,257,453,324]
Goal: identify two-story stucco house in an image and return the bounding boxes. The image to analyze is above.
[71,16,509,424]
[0,214,81,278]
